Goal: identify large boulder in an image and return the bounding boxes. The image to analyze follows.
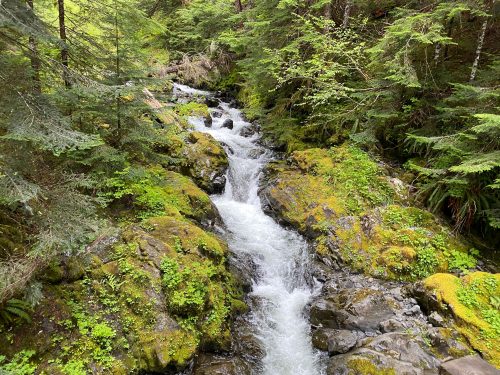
[259,145,473,281]
[310,288,397,332]
[0,216,244,373]
[182,131,229,193]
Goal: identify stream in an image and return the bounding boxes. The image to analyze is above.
[173,84,324,375]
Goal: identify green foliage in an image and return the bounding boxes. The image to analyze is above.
[0,350,36,375]
[0,299,32,325]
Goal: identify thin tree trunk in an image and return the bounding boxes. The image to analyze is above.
[57,0,70,87]
[235,0,243,12]
[26,0,41,93]
[469,18,488,82]
[433,43,441,66]
[114,0,121,129]
[342,1,352,28]
[147,0,162,18]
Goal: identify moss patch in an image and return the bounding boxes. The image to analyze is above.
[424,272,500,367]
[262,143,474,280]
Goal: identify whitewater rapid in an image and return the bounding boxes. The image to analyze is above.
[174,84,323,375]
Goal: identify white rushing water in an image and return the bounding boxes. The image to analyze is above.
[174,84,323,375]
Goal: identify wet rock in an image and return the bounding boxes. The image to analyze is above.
[205,96,219,108]
[240,123,260,137]
[212,110,223,118]
[312,328,359,354]
[192,354,252,375]
[204,115,213,127]
[222,119,234,129]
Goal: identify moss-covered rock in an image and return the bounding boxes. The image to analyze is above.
[181,132,229,194]
[0,213,244,374]
[421,272,500,367]
[260,144,474,281]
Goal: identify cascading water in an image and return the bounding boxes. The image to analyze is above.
[173,84,323,375]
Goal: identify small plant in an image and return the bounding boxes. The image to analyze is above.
[0,299,32,324]
[445,249,477,272]
[0,350,36,375]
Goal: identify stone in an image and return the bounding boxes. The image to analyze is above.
[222,119,234,129]
[429,311,446,327]
[182,131,229,193]
[205,96,219,108]
[312,328,358,354]
[192,355,251,375]
[204,115,213,127]
[439,355,500,375]
[310,289,397,332]
[212,110,223,118]
[379,318,404,333]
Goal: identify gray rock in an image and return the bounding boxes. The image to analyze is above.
[310,289,396,332]
[379,319,404,333]
[427,327,471,360]
[440,355,499,375]
[222,119,234,129]
[312,328,359,354]
[204,115,213,127]
[205,96,219,108]
[429,311,446,327]
[327,332,441,375]
[192,354,252,375]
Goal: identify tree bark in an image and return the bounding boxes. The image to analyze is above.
[57,0,70,87]
[26,0,41,93]
[235,0,243,12]
[469,18,488,82]
[147,0,162,18]
[114,0,121,129]
[342,1,352,28]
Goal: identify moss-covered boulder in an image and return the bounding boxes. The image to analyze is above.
[0,214,244,374]
[104,166,221,226]
[260,144,474,281]
[419,272,500,367]
[182,132,229,194]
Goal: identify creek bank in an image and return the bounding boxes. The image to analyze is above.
[258,145,499,371]
[0,90,248,374]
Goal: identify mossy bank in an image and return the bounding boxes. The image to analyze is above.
[0,101,245,374]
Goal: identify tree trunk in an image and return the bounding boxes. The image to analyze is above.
[342,1,352,28]
[235,0,243,12]
[147,0,162,18]
[57,0,70,87]
[26,0,41,93]
[114,0,121,130]
[469,18,488,82]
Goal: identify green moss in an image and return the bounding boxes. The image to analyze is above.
[175,102,209,117]
[102,166,215,223]
[264,144,473,281]
[424,272,500,367]
[346,357,396,375]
